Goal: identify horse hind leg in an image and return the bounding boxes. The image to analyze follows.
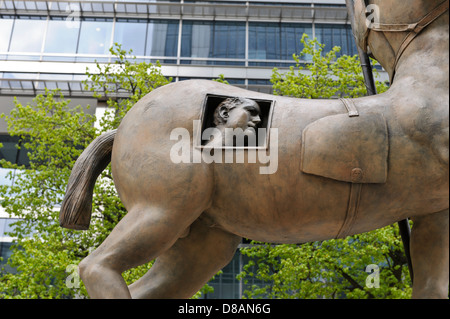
[78,204,205,298]
[410,209,449,298]
[128,217,241,299]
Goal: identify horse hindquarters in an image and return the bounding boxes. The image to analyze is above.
[76,96,218,297]
[78,150,216,298]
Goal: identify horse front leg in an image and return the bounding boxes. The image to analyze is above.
[410,209,449,299]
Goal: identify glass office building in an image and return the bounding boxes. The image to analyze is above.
[0,0,361,95]
[0,0,381,298]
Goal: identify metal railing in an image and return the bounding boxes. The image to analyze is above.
[0,76,276,96]
[0,0,349,22]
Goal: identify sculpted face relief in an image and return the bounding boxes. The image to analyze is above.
[170,97,278,174]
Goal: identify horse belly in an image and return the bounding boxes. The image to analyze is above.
[205,157,351,244]
[204,137,448,244]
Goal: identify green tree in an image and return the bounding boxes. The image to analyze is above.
[238,35,411,299]
[271,34,388,98]
[0,44,173,298]
[213,74,230,85]
[0,89,97,298]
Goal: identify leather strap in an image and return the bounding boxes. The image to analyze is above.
[340,98,359,117]
[370,22,425,33]
[335,98,363,239]
[336,182,362,239]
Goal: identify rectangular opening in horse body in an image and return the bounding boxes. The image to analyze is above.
[196,93,275,149]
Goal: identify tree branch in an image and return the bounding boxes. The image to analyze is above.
[334,265,375,299]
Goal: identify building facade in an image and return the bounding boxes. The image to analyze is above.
[0,0,382,298]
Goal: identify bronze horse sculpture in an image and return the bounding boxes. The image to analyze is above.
[59,0,449,298]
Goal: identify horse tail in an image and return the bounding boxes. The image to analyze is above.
[59,129,116,230]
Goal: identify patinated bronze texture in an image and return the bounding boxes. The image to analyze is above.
[60,0,449,299]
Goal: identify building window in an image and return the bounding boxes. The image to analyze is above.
[8,16,47,57]
[203,249,272,299]
[0,217,19,274]
[0,16,14,52]
[206,252,242,299]
[314,24,357,57]
[43,16,80,60]
[146,20,179,58]
[0,241,15,274]
[0,167,14,192]
[76,17,113,58]
[0,218,20,237]
[181,20,245,65]
[114,18,148,56]
[114,18,179,62]
[0,135,30,168]
[248,22,312,66]
[0,135,29,197]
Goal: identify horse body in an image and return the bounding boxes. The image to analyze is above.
[59,0,449,298]
[111,79,447,245]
